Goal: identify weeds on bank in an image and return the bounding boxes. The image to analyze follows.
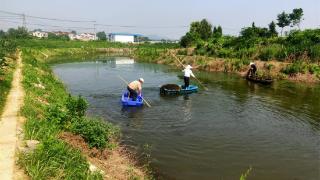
[240,166,253,180]
[0,39,17,114]
[19,49,119,179]
[0,55,15,114]
[281,61,320,77]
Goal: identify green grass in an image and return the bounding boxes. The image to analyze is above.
[0,54,16,114]
[19,138,102,180]
[19,48,120,179]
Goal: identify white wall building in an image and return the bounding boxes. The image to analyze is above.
[76,33,96,41]
[32,31,48,38]
[109,33,141,43]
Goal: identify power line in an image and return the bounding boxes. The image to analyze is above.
[0,19,94,30]
[0,10,96,23]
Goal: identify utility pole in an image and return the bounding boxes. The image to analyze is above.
[93,23,96,40]
[22,13,26,28]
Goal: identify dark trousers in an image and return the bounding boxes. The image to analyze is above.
[127,86,138,100]
[184,76,190,89]
[248,68,257,77]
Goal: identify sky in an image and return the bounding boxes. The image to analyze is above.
[1,0,319,39]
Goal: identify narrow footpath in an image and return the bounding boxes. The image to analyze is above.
[0,51,24,180]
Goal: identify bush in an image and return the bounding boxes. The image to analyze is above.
[70,117,119,149]
[66,94,88,118]
[281,61,308,75]
[19,139,102,179]
[258,44,282,61]
[308,64,320,75]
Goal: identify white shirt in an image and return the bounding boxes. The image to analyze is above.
[182,68,195,78]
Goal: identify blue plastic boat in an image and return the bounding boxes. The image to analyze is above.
[160,84,198,95]
[121,91,144,106]
[180,85,198,94]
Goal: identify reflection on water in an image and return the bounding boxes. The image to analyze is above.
[52,59,320,180]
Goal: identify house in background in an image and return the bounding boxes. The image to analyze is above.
[78,33,96,41]
[109,33,142,43]
[32,31,48,38]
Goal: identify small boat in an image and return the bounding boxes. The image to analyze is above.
[121,91,144,106]
[246,76,273,85]
[160,84,198,95]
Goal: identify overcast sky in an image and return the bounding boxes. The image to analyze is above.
[1,0,319,39]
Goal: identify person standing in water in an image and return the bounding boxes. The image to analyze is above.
[127,78,144,100]
[182,65,195,89]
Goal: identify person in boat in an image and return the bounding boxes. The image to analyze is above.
[127,78,144,100]
[247,62,257,78]
[182,65,195,89]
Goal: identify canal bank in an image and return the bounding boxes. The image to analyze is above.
[13,47,320,179]
[28,46,320,84]
[16,48,152,179]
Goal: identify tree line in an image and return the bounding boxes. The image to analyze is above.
[180,8,320,63]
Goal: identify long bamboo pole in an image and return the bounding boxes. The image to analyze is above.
[118,75,152,107]
[171,53,209,90]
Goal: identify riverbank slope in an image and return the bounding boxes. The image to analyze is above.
[16,48,151,179]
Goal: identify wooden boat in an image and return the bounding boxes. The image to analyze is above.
[160,84,198,95]
[121,91,144,106]
[246,76,273,84]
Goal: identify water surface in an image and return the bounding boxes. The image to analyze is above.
[52,57,320,180]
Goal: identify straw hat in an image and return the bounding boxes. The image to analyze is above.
[186,65,192,69]
[139,78,144,83]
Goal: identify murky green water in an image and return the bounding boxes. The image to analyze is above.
[52,57,320,180]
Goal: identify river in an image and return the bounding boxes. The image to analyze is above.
[52,57,320,180]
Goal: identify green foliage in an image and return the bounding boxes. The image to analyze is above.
[0,38,17,113]
[268,21,278,37]
[180,19,213,47]
[289,8,304,29]
[20,49,122,178]
[96,31,107,40]
[281,61,309,75]
[213,26,223,38]
[6,27,30,39]
[240,167,253,180]
[70,117,119,149]
[19,138,102,180]
[277,11,291,35]
[308,64,320,75]
[48,32,70,41]
[179,8,320,63]
[66,94,88,118]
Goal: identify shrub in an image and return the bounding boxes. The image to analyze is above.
[66,94,88,118]
[46,104,67,127]
[258,45,282,61]
[70,117,119,149]
[281,61,308,75]
[19,139,102,180]
[308,64,320,75]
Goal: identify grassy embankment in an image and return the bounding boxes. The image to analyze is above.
[21,39,320,84]
[0,39,17,114]
[18,47,152,179]
[133,47,320,83]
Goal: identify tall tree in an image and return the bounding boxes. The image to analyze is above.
[268,21,278,37]
[289,8,304,29]
[96,31,106,40]
[213,26,222,38]
[277,12,291,36]
[7,27,30,39]
[198,19,212,40]
[189,19,212,41]
[0,30,5,38]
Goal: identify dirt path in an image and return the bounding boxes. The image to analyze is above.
[0,51,24,180]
